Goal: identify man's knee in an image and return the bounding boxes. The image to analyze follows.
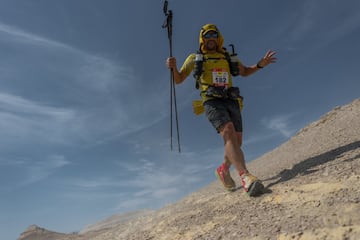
[220,122,236,139]
[221,122,243,147]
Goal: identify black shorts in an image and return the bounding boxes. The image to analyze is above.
[204,99,243,133]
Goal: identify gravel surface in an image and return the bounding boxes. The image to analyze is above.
[19,98,360,240]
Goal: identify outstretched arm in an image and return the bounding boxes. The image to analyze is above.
[239,50,277,77]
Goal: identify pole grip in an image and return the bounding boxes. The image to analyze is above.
[163,0,168,15]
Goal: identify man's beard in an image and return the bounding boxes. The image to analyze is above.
[205,40,217,51]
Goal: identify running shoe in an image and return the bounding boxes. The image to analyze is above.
[215,165,236,191]
[241,173,264,196]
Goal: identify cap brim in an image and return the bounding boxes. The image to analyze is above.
[202,29,218,36]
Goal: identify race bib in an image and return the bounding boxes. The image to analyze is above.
[212,68,229,87]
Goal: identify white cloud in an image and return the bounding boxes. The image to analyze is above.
[20,155,70,185]
[289,1,316,41]
[0,21,133,93]
[0,92,78,146]
[0,158,26,166]
[67,177,121,189]
[111,149,220,210]
[115,187,179,210]
[286,0,360,49]
[262,114,296,138]
[61,148,219,211]
[77,55,134,92]
[117,158,155,173]
[0,22,134,95]
[0,92,75,119]
[60,170,187,211]
[115,198,152,211]
[0,22,71,50]
[244,132,278,145]
[0,21,169,147]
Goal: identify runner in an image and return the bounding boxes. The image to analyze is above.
[166,24,276,196]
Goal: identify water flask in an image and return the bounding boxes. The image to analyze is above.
[229,54,240,76]
[228,44,240,76]
[193,53,203,84]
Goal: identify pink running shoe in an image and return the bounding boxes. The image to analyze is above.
[215,165,236,191]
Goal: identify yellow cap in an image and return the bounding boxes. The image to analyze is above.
[199,24,225,53]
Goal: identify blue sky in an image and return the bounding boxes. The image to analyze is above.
[0,0,359,239]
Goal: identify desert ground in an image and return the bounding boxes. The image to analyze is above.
[19,98,360,240]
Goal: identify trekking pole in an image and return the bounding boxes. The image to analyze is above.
[162,0,181,153]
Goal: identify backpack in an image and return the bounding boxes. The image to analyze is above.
[190,45,244,115]
[193,45,240,89]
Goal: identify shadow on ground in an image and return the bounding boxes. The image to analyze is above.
[264,140,360,189]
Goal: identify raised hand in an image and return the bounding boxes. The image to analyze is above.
[257,50,277,68]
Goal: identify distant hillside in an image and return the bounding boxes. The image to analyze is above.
[19,98,360,240]
[18,225,75,240]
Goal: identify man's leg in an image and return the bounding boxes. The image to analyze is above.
[220,122,247,172]
[223,130,246,171]
[220,122,264,196]
[215,121,241,191]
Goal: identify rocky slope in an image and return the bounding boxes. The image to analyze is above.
[79,210,155,235]
[19,98,360,240]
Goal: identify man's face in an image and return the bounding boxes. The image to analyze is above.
[203,31,218,51]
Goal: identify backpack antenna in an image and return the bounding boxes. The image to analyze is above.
[229,44,237,56]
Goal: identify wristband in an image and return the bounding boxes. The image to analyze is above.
[256,63,264,69]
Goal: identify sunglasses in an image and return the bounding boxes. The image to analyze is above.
[203,31,218,39]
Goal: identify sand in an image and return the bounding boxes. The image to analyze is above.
[19,98,360,240]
